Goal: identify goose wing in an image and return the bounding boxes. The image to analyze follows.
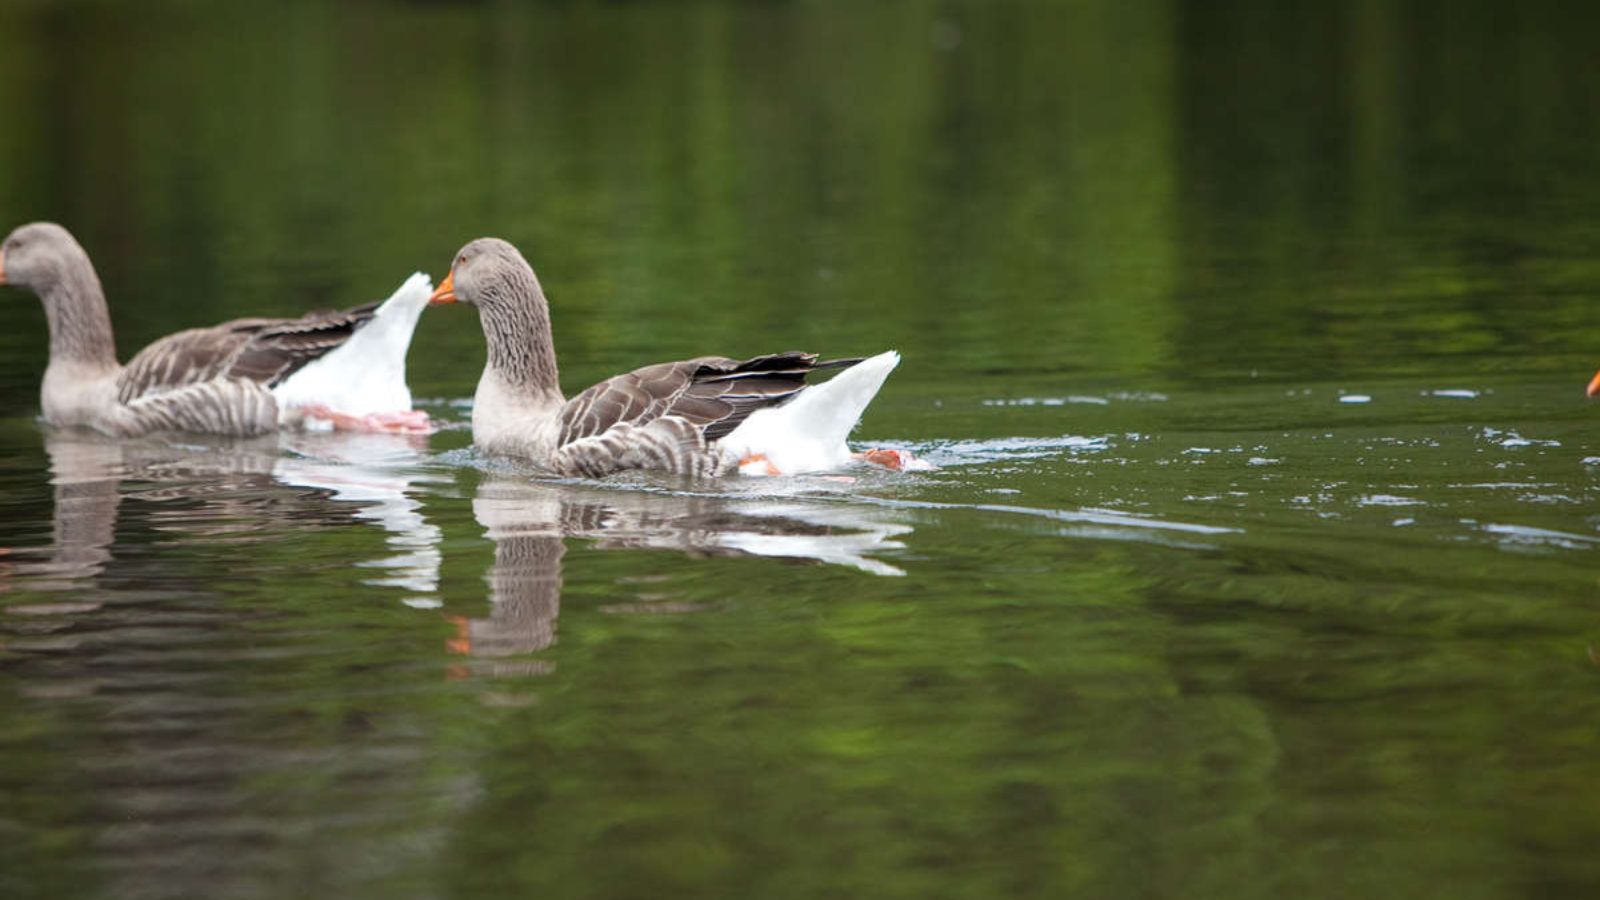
[115,303,379,404]
[555,352,861,447]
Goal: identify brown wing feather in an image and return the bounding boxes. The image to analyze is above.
[556,352,861,448]
[555,359,708,447]
[116,303,379,404]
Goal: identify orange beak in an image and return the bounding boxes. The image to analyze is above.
[0,247,7,285]
[428,270,457,305]
[1588,369,1600,399]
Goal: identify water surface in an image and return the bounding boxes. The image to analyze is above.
[2,2,1600,898]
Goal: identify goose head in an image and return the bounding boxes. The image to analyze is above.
[428,237,542,310]
[0,222,88,294]
[429,237,561,395]
[1,221,116,370]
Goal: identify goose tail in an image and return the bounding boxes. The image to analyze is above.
[358,271,433,348]
[720,350,899,475]
[273,272,432,417]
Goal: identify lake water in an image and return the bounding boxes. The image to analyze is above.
[3,2,1600,898]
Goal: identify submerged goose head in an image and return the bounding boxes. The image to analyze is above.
[1,221,117,368]
[430,237,560,394]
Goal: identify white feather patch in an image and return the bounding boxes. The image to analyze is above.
[273,272,431,417]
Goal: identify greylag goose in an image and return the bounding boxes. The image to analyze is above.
[429,237,914,477]
[0,222,431,436]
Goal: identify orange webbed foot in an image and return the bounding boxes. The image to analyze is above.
[854,448,936,472]
[737,453,783,476]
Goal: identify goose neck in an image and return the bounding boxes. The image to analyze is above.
[477,294,561,402]
[39,256,118,373]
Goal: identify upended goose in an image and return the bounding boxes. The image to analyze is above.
[0,222,431,436]
[430,237,917,477]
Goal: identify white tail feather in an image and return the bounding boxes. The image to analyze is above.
[273,272,432,416]
[719,350,900,475]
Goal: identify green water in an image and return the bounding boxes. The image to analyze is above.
[3,1,1600,898]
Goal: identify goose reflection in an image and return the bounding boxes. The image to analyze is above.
[4,435,125,592]
[453,473,913,674]
[274,431,446,596]
[3,429,445,599]
[0,429,457,899]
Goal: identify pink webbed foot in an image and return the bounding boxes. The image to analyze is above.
[299,406,433,435]
[364,410,433,434]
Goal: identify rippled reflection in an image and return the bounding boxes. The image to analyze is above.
[2,429,444,599]
[0,429,458,899]
[7,436,123,592]
[451,473,914,675]
[275,433,446,597]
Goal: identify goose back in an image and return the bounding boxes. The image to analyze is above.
[116,303,379,404]
[556,352,859,447]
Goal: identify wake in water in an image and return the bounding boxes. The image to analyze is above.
[422,374,1600,571]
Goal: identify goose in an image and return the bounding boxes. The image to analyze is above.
[429,237,918,477]
[0,222,432,436]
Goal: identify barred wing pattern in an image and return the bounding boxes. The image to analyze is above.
[113,378,282,437]
[115,303,380,405]
[550,352,860,478]
[95,303,383,437]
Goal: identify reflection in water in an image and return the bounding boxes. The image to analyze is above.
[455,474,913,675]
[0,429,457,899]
[276,433,446,598]
[9,437,123,593]
[3,429,445,599]
[456,484,565,678]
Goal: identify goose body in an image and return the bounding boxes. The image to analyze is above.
[0,222,431,437]
[433,237,907,478]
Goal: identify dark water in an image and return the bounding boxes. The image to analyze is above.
[3,1,1600,898]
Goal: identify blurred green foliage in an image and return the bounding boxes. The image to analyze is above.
[2,0,1598,413]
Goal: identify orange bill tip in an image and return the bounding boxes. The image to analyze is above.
[428,270,457,305]
[0,247,7,285]
[1587,368,1600,398]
